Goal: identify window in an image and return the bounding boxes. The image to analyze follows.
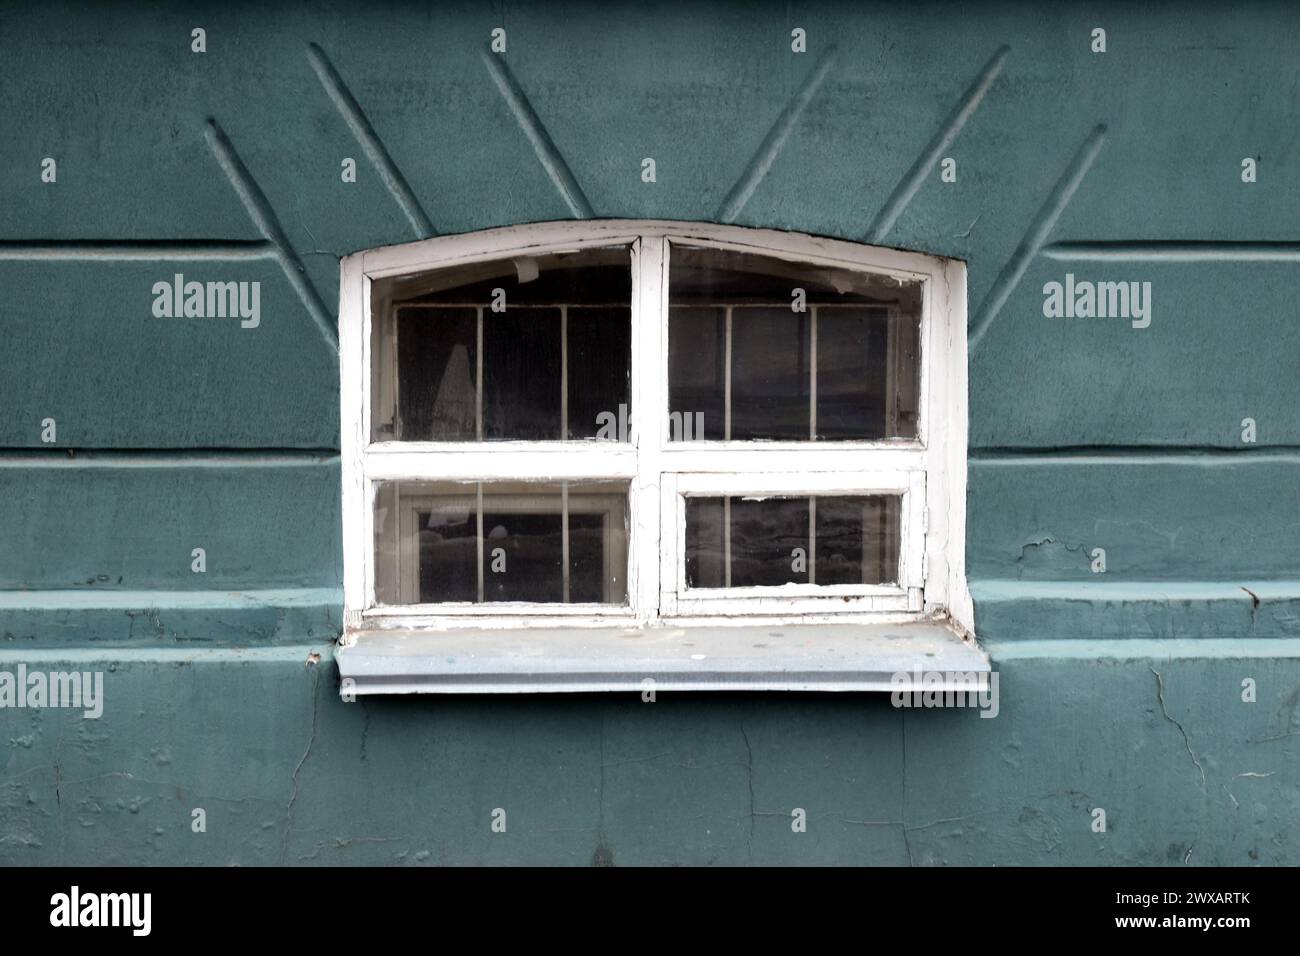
[339,222,974,687]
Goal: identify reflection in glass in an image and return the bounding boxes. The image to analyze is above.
[370,247,632,442]
[668,244,921,441]
[374,481,629,605]
[685,494,900,588]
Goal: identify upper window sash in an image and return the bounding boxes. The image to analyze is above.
[357,225,941,455]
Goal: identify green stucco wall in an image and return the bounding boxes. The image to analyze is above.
[1,0,1297,865]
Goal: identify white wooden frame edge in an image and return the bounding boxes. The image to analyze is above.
[339,220,972,641]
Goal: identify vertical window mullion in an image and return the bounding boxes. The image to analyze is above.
[807,293,819,586]
[809,305,818,440]
[475,481,485,603]
[885,496,894,584]
[560,304,568,440]
[885,306,900,436]
[724,305,733,441]
[808,496,817,585]
[863,499,874,585]
[723,496,732,588]
[561,480,571,603]
[631,235,666,619]
[560,300,572,599]
[475,306,484,441]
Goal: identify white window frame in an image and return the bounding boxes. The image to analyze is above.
[339,220,971,637]
[660,471,925,618]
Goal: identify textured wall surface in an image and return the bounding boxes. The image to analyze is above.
[1,0,1296,865]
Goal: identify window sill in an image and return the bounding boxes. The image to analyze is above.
[334,620,987,695]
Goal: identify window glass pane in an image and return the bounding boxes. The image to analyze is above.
[418,503,478,602]
[731,307,810,440]
[814,495,900,586]
[683,497,725,587]
[668,244,921,441]
[728,496,809,586]
[370,246,631,442]
[684,494,901,588]
[483,307,560,440]
[667,307,726,441]
[374,481,629,606]
[568,307,633,440]
[818,307,891,440]
[396,307,477,441]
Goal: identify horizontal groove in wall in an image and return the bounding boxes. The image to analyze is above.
[971,580,1300,601]
[5,448,1294,466]
[972,580,1300,642]
[0,240,278,261]
[987,638,1300,661]
[0,590,342,647]
[971,446,1300,464]
[0,588,341,610]
[0,643,335,665]
[0,449,339,468]
[1041,240,1300,262]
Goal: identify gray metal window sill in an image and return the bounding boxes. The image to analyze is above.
[334,620,988,695]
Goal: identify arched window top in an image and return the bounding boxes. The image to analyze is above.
[352,219,955,284]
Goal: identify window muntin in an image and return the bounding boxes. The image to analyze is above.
[341,222,967,630]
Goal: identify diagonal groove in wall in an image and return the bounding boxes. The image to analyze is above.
[306,43,436,240]
[481,49,594,219]
[866,45,1009,243]
[204,119,339,353]
[715,45,839,224]
[969,124,1106,352]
